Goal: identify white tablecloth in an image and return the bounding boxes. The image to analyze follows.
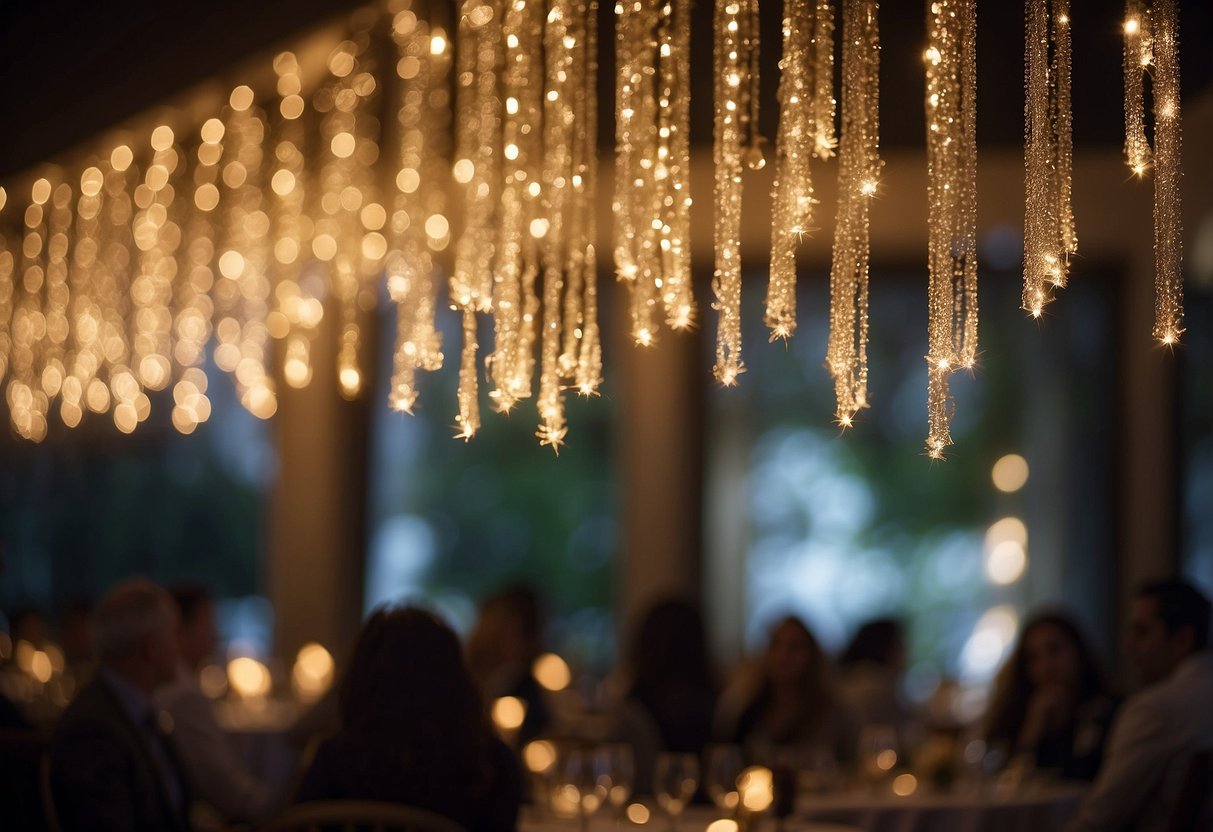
[791,787,1084,832]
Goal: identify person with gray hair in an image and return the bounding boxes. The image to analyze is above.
[50,578,195,832]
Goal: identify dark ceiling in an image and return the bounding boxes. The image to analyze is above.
[1,0,1210,179]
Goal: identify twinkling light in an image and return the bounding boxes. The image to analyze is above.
[219,87,277,419]
[1150,0,1182,345]
[615,0,660,344]
[564,0,602,398]
[488,0,543,415]
[269,52,320,396]
[536,0,576,451]
[315,32,382,403]
[1123,1,1152,176]
[925,0,977,460]
[713,0,762,385]
[1023,0,1075,318]
[450,0,503,438]
[766,0,834,341]
[826,0,880,425]
[387,11,447,413]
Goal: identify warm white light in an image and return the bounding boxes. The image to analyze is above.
[523,740,557,773]
[626,804,650,824]
[737,766,774,812]
[986,540,1027,585]
[492,696,526,731]
[228,657,272,698]
[991,453,1029,492]
[892,773,918,797]
[1124,17,1139,35]
[986,516,1028,550]
[292,642,335,701]
[532,652,571,691]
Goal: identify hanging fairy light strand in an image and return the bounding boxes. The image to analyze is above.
[450,0,503,439]
[564,0,602,397]
[269,52,320,395]
[536,0,576,451]
[924,0,978,460]
[1139,0,1183,345]
[766,0,835,341]
[826,0,880,426]
[1022,0,1075,318]
[614,0,660,346]
[387,9,449,414]
[488,0,543,414]
[713,0,762,386]
[1123,1,1152,176]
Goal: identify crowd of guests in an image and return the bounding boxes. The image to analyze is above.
[1,577,1210,831]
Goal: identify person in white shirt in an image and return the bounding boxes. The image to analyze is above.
[1066,579,1213,832]
[156,586,277,825]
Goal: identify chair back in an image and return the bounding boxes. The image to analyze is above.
[1165,748,1213,832]
[40,752,63,832]
[259,800,467,832]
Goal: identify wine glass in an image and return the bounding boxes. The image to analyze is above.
[556,747,610,832]
[705,744,745,814]
[601,743,635,818]
[859,724,899,794]
[654,752,699,830]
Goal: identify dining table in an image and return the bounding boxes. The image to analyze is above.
[788,784,1085,832]
[519,804,861,832]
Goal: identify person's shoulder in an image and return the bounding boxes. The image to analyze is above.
[55,676,121,731]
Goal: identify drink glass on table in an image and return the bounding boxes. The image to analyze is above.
[601,743,635,819]
[654,752,698,830]
[705,744,745,814]
[859,724,899,794]
[556,747,610,832]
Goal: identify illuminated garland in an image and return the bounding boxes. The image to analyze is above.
[925,0,977,459]
[826,0,879,426]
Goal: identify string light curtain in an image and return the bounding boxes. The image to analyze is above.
[924,0,977,460]
[766,0,835,342]
[1023,0,1075,319]
[825,0,880,427]
[0,1,1194,458]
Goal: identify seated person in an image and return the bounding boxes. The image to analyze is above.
[50,579,194,832]
[837,618,915,737]
[156,585,276,824]
[610,599,718,796]
[718,616,858,769]
[295,607,522,832]
[984,611,1117,780]
[1067,580,1213,832]
[466,586,552,745]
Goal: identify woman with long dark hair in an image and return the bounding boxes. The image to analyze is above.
[720,616,858,767]
[984,611,1117,781]
[295,607,522,831]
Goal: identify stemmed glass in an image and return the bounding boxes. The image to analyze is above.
[557,747,611,832]
[859,724,899,794]
[705,744,745,814]
[601,743,635,820]
[654,752,699,830]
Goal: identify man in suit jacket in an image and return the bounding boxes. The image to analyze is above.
[157,585,275,824]
[1066,579,1213,832]
[50,578,194,832]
